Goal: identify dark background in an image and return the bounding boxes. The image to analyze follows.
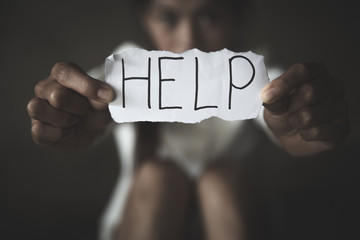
[1,0,359,239]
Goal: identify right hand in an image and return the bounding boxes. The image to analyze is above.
[27,62,116,150]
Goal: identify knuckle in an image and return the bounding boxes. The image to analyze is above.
[27,98,43,117]
[81,78,91,94]
[300,110,312,127]
[52,62,73,84]
[301,127,320,141]
[49,88,70,109]
[34,81,45,97]
[294,62,311,78]
[31,122,46,143]
[31,122,62,146]
[301,84,316,103]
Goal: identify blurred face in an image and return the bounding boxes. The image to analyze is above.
[142,0,237,53]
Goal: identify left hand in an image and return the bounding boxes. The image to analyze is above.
[261,62,350,156]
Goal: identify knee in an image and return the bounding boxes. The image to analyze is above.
[197,162,243,204]
[132,160,190,202]
[197,168,226,206]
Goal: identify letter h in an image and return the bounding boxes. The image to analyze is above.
[122,58,151,108]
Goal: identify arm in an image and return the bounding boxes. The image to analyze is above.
[260,62,350,156]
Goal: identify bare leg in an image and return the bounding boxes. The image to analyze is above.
[113,160,191,240]
[197,159,249,240]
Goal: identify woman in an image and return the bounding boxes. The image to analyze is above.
[27,0,350,239]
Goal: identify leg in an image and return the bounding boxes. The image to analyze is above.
[113,159,191,240]
[197,159,249,240]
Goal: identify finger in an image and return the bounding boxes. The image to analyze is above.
[89,99,108,111]
[288,99,348,130]
[34,77,52,95]
[299,120,350,144]
[27,97,78,128]
[287,76,345,113]
[262,98,289,115]
[31,119,73,147]
[51,62,115,103]
[261,62,327,104]
[35,80,92,116]
[79,109,113,131]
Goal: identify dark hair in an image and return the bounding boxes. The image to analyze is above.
[129,0,252,49]
[132,0,250,16]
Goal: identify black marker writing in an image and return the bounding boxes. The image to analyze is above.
[228,55,255,109]
[158,57,184,110]
[122,58,151,108]
[194,57,218,111]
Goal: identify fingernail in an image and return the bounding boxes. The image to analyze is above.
[97,88,113,102]
[261,87,277,103]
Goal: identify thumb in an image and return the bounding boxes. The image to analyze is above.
[261,83,289,115]
[261,62,323,115]
[51,62,116,103]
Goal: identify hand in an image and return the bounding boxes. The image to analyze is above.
[27,62,116,150]
[261,63,350,156]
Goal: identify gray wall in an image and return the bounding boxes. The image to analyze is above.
[1,0,359,239]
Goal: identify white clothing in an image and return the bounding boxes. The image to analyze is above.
[87,42,283,240]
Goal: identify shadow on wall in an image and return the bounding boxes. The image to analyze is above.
[0,0,359,239]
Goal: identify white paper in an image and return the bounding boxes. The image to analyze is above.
[105,48,269,123]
